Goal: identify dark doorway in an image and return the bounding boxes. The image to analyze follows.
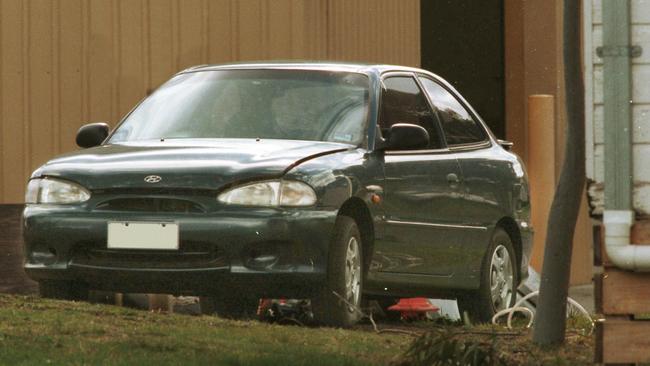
[420,0,505,139]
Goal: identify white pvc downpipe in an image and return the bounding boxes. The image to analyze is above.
[604,210,650,271]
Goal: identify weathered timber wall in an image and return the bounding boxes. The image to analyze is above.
[0,0,421,204]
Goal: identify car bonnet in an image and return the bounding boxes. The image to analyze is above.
[31,139,352,191]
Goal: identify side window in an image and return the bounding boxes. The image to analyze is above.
[380,76,442,149]
[419,77,487,146]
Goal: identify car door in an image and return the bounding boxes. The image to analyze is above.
[375,73,466,276]
[417,75,495,252]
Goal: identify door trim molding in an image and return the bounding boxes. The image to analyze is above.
[385,219,488,231]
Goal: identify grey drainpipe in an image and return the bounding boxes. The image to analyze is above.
[600,0,649,270]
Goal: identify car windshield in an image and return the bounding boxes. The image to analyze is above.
[109,69,370,144]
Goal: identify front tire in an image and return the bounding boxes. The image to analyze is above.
[312,216,363,327]
[457,227,517,323]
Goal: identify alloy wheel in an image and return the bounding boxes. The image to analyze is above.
[489,244,514,311]
[344,236,362,313]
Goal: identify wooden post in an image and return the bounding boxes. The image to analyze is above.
[527,95,592,285]
[527,94,556,273]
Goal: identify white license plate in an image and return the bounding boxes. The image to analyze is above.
[107,222,179,250]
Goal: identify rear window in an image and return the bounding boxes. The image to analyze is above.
[419,77,487,146]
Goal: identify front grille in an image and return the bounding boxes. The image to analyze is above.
[95,198,205,213]
[70,241,226,269]
[93,188,215,197]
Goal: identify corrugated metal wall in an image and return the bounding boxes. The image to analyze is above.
[587,0,650,214]
[0,0,420,204]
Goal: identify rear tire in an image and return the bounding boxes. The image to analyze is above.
[457,227,517,323]
[200,295,259,320]
[39,280,89,301]
[312,216,363,327]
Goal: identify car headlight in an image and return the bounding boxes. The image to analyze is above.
[25,178,91,204]
[217,180,317,207]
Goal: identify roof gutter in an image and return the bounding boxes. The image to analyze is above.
[601,1,648,270]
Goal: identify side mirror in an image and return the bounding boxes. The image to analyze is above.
[76,122,109,148]
[381,123,429,151]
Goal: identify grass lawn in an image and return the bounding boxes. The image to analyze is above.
[0,294,595,365]
[0,295,410,365]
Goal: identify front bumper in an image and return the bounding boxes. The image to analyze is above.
[23,205,336,297]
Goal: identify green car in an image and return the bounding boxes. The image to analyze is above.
[23,62,532,327]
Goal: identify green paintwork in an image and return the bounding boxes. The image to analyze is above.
[23,62,532,299]
[603,0,633,210]
[380,151,465,276]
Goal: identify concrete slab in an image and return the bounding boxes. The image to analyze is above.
[568,284,595,314]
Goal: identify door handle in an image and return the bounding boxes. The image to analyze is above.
[446,173,460,185]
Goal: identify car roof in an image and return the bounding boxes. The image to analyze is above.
[177,61,432,78]
[172,61,497,144]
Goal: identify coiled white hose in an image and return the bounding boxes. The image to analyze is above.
[491,291,594,335]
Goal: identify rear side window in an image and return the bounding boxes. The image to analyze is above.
[419,77,487,146]
[379,76,442,149]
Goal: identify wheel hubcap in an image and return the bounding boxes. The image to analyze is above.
[490,244,513,311]
[344,236,361,313]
